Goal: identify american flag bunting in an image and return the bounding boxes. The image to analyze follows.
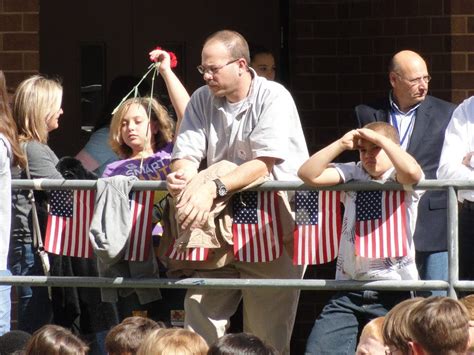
[124,190,154,261]
[293,190,342,265]
[166,243,209,261]
[232,191,283,263]
[45,189,95,258]
[355,190,408,258]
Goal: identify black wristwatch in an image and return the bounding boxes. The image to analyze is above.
[213,178,228,197]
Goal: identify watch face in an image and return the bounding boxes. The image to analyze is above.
[214,179,227,197]
[218,186,227,197]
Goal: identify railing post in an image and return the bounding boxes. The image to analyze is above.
[447,186,459,299]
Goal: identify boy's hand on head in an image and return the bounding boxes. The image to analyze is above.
[356,128,385,146]
[340,130,361,150]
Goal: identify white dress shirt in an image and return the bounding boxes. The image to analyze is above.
[437,96,474,202]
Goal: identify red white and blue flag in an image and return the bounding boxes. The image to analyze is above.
[124,190,154,261]
[166,243,209,261]
[45,190,95,258]
[232,191,283,263]
[46,189,154,261]
[355,190,408,258]
[293,190,342,265]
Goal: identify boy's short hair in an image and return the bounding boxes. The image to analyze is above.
[408,296,470,355]
[137,328,208,355]
[105,316,161,354]
[383,297,424,353]
[360,317,384,343]
[460,294,474,320]
[363,121,400,145]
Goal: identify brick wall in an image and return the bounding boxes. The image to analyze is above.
[289,0,474,352]
[291,0,474,155]
[0,0,39,90]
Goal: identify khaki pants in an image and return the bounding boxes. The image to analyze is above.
[184,248,304,355]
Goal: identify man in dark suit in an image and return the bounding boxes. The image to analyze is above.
[355,50,456,295]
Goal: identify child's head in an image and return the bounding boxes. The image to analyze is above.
[355,317,385,355]
[105,316,161,355]
[207,332,278,354]
[459,294,474,352]
[407,296,470,355]
[109,97,174,158]
[383,297,423,354]
[359,122,400,179]
[13,74,63,144]
[24,324,89,355]
[137,328,208,355]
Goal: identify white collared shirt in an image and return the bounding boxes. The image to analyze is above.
[437,96,474,202]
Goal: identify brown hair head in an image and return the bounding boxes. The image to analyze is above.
[204,30,251,65]
[408,296,470,355]
[383,297,424,354]
[24,324,89,355]
[105,316,162,355]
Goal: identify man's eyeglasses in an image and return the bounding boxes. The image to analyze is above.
[395,72,432,86]
[197,58,240,76]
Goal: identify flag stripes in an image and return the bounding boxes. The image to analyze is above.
[355,190,408,258]
[124,190,154,261]
[232,191,283,263]
[293,190,342,265]
[45,190,94,258]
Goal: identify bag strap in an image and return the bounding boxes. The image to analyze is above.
[21,143,44,251]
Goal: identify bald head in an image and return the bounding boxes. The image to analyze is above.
[388,50,429,112]
[389,50,427,74]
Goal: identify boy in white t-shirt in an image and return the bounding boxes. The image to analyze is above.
[298,122,424,355]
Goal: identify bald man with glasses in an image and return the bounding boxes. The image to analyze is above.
[166,30,308,354]
[355,50,456,297]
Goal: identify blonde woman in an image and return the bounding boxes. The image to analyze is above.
[9,74,64,333]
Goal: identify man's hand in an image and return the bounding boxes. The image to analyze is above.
[166,170,188,197]
[176,181,216,229]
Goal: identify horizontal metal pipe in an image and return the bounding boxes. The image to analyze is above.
[11,178,474,191]
[0,276,449,291]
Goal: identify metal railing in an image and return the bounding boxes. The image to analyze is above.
[3,178,472,299]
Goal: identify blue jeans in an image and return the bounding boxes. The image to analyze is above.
[305,291,411,355]
[415,250,448,297]
[0,270,11,336]
[8,243,52,333]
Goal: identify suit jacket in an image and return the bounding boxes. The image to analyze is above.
[355,95,456,252]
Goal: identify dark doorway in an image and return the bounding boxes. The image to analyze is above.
[39,0,284,157]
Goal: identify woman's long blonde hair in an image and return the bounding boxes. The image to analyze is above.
[13,74,63,144]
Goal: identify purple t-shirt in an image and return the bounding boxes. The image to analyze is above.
[102,142,173,180]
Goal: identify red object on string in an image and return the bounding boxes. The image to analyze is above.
[151,46,178,68]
